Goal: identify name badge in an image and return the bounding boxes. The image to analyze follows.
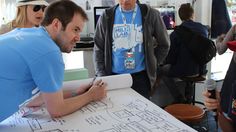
[124,51,135,69]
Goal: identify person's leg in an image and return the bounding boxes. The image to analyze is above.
[162,76,186,103]
[131,71,151,99]
[184,81,195,104]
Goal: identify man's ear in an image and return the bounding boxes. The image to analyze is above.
[51,18,62,32]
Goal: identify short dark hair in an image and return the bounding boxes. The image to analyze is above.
[178,3,194,21]
[41,0,88,30]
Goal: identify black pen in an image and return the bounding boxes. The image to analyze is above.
[89,75,97,86]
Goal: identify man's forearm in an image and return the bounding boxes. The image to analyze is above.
[42,91,93,118]
[42,83,106,118]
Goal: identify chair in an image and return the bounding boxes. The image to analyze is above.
[161,74,205,104]
[180,75,206,105]
[165,104,205,123]
[164,76,207,131]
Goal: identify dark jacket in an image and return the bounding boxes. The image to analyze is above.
[166,20,208,77]
[216,24,236,127]
[221,55,236,114]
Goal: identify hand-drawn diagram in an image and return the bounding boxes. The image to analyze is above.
[0,88,196,132]
[0,75,196,132]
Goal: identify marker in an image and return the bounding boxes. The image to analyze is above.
[89,75,97,86]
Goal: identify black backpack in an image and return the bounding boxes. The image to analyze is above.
[174,25,216,65]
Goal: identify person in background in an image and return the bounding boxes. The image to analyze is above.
[0,0,48,34]
[93,0,170,99]
[203,25,236,131]
[0,0,107,122]
[162,3,209,104]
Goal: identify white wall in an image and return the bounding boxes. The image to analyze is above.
[73,0,103,36]
[194,0,212,26]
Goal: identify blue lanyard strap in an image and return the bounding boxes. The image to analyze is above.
[119,4,138,50]
[119,4,138,26]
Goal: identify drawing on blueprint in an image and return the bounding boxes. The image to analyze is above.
[0,74,196,132]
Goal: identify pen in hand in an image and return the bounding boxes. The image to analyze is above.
[82,75,97,93]
[89,75,97,86]
[70,75,103,97]
[89,75,104,87]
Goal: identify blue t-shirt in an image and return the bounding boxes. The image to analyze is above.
[0,27,64,122]
[112,4,145,74]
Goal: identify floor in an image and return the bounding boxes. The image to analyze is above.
[150,79,218,132]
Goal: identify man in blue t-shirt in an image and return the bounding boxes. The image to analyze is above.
[0,0,106,122]
[94,0,170,99]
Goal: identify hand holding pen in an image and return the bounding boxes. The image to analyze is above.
[86,76,107,101]
[89,75,105,87]
[21,76,107,117]
[89,75,97,86]
[72,75,106,100]
[72,75,105,96]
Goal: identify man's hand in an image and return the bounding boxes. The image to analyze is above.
[87,79,107,101]
[26,93,44,107]
[202,91,219,110]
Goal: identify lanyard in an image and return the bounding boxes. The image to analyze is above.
[119,4,138,50]
[119,4,137,26]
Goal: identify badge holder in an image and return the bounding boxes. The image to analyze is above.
[124,51,135,69]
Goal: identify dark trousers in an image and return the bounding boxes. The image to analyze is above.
[131,70,151,99]
[162,76,194,104]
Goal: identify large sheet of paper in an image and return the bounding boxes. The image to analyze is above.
[62,74,133,91]
[0,74,196,132]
